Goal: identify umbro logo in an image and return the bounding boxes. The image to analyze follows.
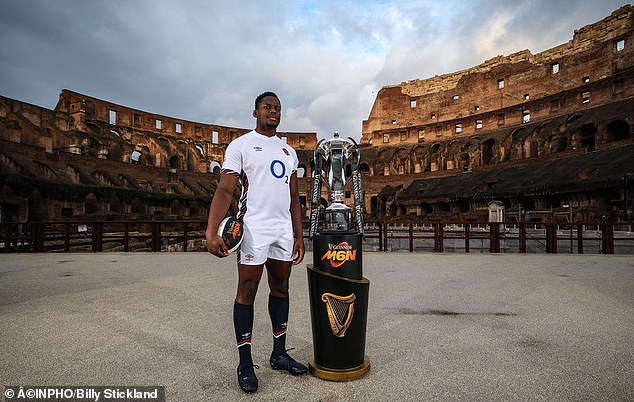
[254,146,263,151]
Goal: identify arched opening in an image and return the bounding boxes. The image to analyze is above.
[131,197,144,215]
[190,201,203,217]
[107,143,123,162]
[297,164,306,178]
[169,155,181,170]
[551,135,567,153]
[605,120,630,142]
[482,139,495,165]
[28,189,45,221]
[131,150,141,164]
[375,162,386,176]
[170,200,183,216]
[359,163,371,176]
[461,153,471,171]
[209,160,221,173]
[85,193,98,215]
[529,139,539,158]
[579,124,597,151]
[138,146,153,166]
[109,194,122,214]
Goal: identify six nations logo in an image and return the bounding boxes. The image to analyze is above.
[321,242,356,268]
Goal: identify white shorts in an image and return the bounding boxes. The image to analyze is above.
[238,223,294,265]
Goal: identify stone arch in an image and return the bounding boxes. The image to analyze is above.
[28,188,45,221]
[85,192,98,215]
[393,147,409,174]
[108,142,123,162]
[604,120,630,142]
[297,164,307,178]
[190,201,203,217]
[410,145,425,173]
[461,153,471,171]
[526,138,539,158]
[131,197,144,215]
[109,194,122,213]
[359,163,371,176]
[549,135,568,153]
[209,160,221,173]
[370,196,378,217]
[510,128,528,160]
[376,150,391,176]
[430,143,442,171]
[482,139,496,165]
[169,155,181,170]
[170,199,183,216]
[137,145,153,166]
[576,123,597,151]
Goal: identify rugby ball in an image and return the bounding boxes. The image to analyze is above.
[217,216,244,253]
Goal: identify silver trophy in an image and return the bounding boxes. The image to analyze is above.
[307,132,370,381]
[309,132,364,238]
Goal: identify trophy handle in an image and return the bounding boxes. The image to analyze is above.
[309,140,325,240]
[348,137,365,238]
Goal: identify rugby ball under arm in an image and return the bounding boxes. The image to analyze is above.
[217,216,244,253]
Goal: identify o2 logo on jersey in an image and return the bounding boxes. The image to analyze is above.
[270,160,289,183]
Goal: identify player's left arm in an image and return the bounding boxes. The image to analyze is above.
[289,171,305,265]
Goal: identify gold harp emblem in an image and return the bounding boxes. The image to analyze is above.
[321,293,356,337]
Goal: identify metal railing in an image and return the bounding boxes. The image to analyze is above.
[364,222,634,254]
[1,220,633,254]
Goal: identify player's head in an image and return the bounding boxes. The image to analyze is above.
[255,91,279,109]
[253,91,281,131]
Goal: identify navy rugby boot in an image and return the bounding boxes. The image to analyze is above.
[269,350,308,376]
[237,364,259,393]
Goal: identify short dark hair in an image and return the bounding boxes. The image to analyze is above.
[255,91,280,109]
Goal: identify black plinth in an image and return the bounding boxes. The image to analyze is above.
[307,231,370,381]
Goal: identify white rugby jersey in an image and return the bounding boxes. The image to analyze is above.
[221,131,299,230]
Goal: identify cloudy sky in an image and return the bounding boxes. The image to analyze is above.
[0,0,628,140]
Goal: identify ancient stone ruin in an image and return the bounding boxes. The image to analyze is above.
[1,6,632,225]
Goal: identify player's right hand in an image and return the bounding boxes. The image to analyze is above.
[206,234,229,257]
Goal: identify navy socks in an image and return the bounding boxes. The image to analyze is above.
[268,295,289,357]
[233,300,254,368]
[234,295,290,367]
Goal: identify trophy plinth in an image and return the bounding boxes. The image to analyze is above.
[307,132,370,381]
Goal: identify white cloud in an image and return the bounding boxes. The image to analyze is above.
[0,0,627,141]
